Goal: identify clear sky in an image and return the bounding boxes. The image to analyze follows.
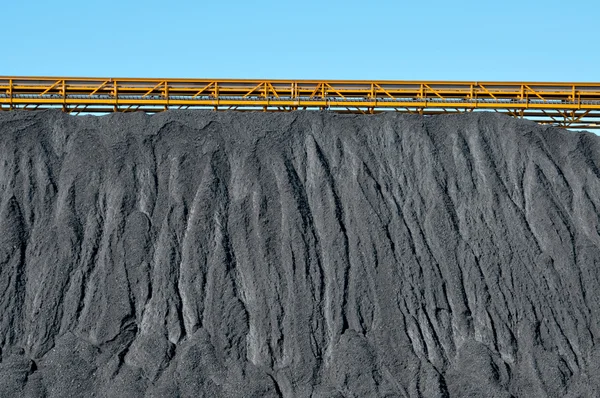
[3,0,598,81]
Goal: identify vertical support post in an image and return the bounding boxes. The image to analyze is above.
[164,81,169,110]
[520,84,524,101]
[113,79,119,112]
[61,80,67,112]
[292,81,297,99]
[214,82,219,111]
[8,79,13,110]
[371,83,376,114]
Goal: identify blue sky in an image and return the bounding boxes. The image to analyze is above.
[3,0,598,81]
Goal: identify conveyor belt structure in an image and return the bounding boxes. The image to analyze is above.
[1,77,600,129]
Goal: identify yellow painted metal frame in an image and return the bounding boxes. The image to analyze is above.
[1,76,600,129]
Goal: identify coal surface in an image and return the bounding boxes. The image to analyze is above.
[1,110,600,397]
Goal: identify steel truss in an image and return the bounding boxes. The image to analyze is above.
[1,76,600,129]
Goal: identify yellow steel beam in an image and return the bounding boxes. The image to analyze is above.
[192,82,215,98]
[143,81,165,97]
[267,82,280,99]
[40,79,61,96]
[89,80,110,96]
[1,76,600,128]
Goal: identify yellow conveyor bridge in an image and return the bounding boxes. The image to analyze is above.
[1,76,600,129]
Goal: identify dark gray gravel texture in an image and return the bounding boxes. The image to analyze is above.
[0,110,600,397]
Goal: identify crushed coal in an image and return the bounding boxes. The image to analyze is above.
[1,110,600,397]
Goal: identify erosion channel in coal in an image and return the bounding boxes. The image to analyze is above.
[1,110,600,397]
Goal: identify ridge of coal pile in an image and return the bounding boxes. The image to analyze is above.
[1,110,600,397]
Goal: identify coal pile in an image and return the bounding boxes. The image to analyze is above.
[1,110,600,397]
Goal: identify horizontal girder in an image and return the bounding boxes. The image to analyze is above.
[1,76,600,129]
